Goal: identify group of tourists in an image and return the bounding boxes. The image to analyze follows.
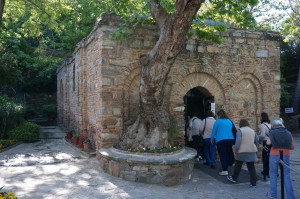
[186,109,295,199]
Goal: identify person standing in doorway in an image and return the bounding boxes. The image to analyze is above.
[188,112,202,161]
[266,119,295,199]
[211,109,235,176]
[199,110,216,168]
[227,119,259,186]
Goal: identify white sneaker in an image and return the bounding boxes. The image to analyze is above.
[219,171,228,176]
[227,176,236,183]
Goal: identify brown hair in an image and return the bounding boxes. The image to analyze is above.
[206,110,214,117]
[261,112,270,124]
[217,109,228,119]
[239,119,249,128]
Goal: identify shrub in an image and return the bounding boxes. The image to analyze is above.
[9,121,40,142]
[24,104,36,119]
[42,103,57,119]
[0,96,24,139]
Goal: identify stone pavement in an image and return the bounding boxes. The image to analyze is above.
[0,127,299,199]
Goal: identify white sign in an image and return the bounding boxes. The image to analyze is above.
[211,103,215,114]
[285,107,294,113]
[173,106,185,112]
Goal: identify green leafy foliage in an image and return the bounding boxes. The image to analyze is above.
[253,0,300,42]
[0,0,261,96]
[42,103,57,118]
[280,42,300,110]
[24,104,36,119]
[199,0,258,29]
[9,121,40,142]
[120,144,182,153]
[0,96,24,139]
[0,139,17,150]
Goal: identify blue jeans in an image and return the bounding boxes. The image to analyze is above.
[203,138,216,165]
[269,155,295,199]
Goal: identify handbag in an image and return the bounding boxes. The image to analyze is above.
[198,119,206,146]
[187,118,197,141]
[231,120,237,139]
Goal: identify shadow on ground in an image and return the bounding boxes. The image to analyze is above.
[194,161,263,184]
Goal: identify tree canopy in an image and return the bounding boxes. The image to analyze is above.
[253,0,300,42]
[1,0,299,146]
[0,0,260,94]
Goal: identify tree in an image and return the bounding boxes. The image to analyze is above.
[0,0,5,28]
[120,0,258,148]
[253,0,300,42]
[281,0,300,42]
[0,0,259,147]
[280,42,300,111]
[0,0,106,93]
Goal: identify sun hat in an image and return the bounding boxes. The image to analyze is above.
[271,119,284,127]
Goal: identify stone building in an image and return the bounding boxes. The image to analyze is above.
[57,14,281,150]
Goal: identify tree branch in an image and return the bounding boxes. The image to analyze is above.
[0,0,5,29]
[148,0,169,29]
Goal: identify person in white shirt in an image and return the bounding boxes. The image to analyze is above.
[199,110,216,168]
[188,112,202,161]
[259,112,271,179]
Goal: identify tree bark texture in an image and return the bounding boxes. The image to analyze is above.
[0,0,5,29]
[123,0,204,148]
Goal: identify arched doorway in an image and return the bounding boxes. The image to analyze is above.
[184,86,214,120]
[168,72,225,144]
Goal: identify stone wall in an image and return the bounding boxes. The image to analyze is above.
[57,14,281,150]
[98,147,196,186]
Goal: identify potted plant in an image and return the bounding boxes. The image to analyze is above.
[65,128,73,140]
[78,135,87,149]
[72,135,79,145]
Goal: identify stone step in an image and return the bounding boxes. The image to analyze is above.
[39,126,66,139]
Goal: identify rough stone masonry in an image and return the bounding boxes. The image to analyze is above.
[57,14,281,151]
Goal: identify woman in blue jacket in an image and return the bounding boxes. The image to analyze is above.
[211,109,236,176]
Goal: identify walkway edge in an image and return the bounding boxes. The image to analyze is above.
[64,139,96,158]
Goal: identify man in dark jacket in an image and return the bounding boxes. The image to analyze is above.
[266,119,295,199]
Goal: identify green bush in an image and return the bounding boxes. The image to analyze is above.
[42,103,57,119]
[9,121,40,142]
[24,104,36,119]
[0,96,24,139]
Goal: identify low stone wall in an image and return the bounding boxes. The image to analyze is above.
[98,147,197,186]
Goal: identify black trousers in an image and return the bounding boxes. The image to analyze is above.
[192,135,202,158]
[217,139,235,171]
[232,160,257,186]
[262,140,270,176]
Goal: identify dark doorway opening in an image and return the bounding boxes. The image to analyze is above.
[184,87,214,120]
[183,87,214,147]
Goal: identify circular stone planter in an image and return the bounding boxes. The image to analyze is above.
[98,147,197,186]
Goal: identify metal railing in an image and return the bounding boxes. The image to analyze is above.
[278,150,300,199]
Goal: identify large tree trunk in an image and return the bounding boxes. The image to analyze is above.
[122,0,204,148]
[0,0,5,29]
